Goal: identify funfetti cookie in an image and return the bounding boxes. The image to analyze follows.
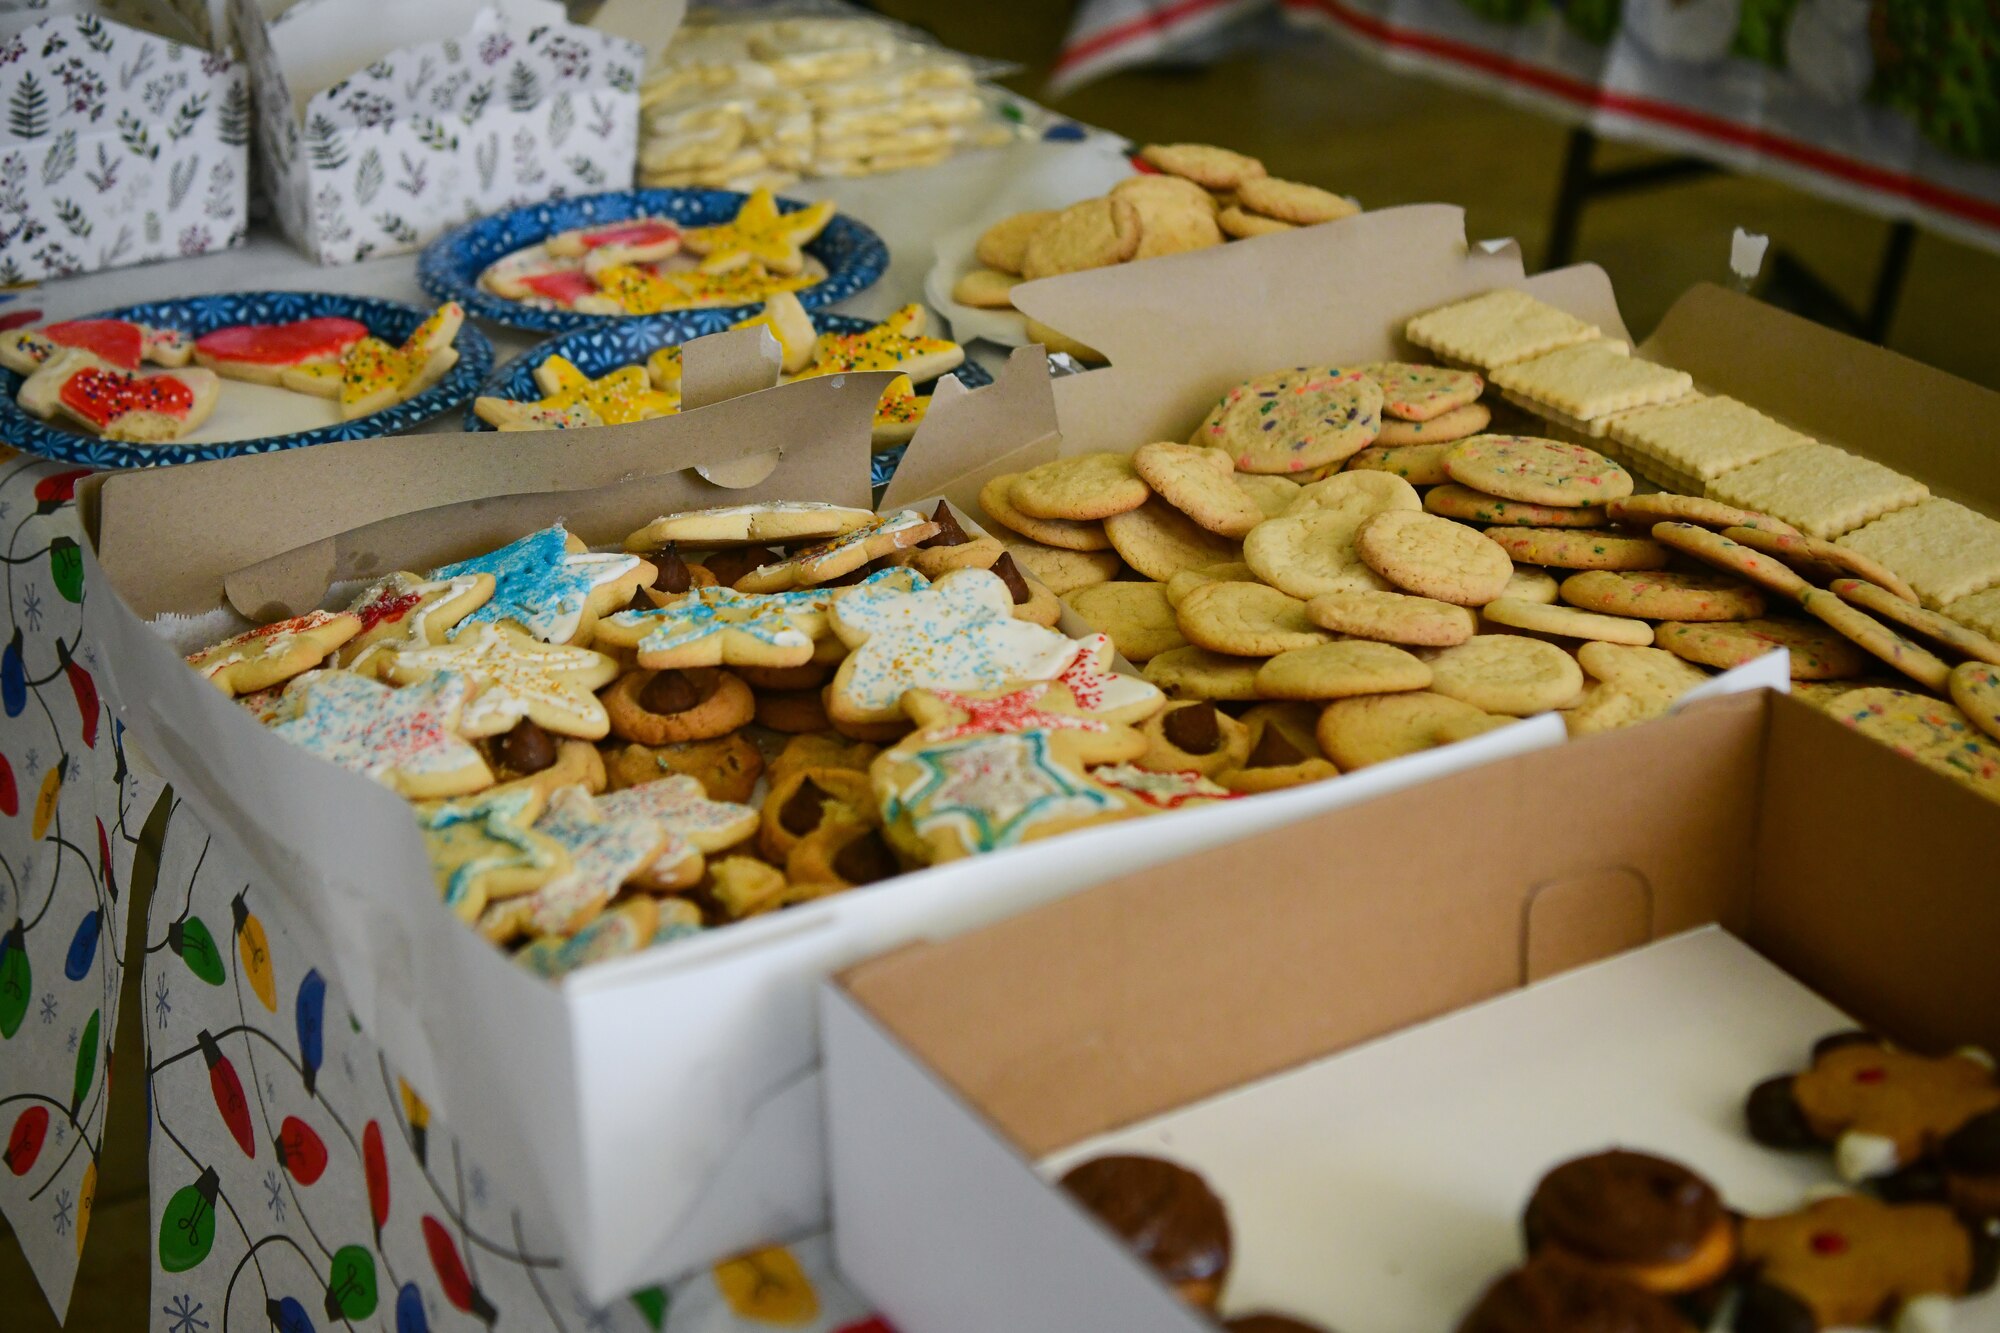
[271,670,493,798]
[193,317,369,385]
[729,291,818,374]
[386,622,619,740]
[187,609,363,696]
[433,524,650,646]
[336,570,494,674]
[872,728,1133,866]
[1361,362,1484,422]
[473,399,609,431]
[1198,366,1384,475]
[624,501,877,551]
[827,567,1081,724]
[545,216,683,264]
[732,509,939,593]
[476,786,670,941]
[415,786,567,924]
[22,349,222,442]
[789,303,964,384]
[682,188,835,275]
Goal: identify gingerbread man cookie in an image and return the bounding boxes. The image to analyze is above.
[1736,1193,1996,1333]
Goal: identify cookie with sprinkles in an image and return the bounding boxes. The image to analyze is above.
[282,302,462,420]
[187,609,363,697]
[873,728,1135,866]
[337,570,494,674]
[271,670,494,798]
[575,262,818,316]
[872,374,928,446]
[901,680,1147,764]
[1424,483,1606,529]
[434,524,651,646]
[473,353,677,429]
[1655,617,1869,679]
[1559,570,1765,622]
[682,188,836,276]
[25,348,222,442]
[1721,525,1920,604]
[1796,587,1951,691]
[1948,661,2000,744]
[1199,365,1384,475]
[1834,579,2000,666]
[1830,686,2000,799]
[1443,434,1633,506]
[1361,361,1484,421]
[789,303,964,384]
[415,786,568,924]
[1651,522,1812,599]
[594,580,866,670]
[625,501,876,550]
[1088,762,1241,810]
[476,786,672,941]
[386,622,621,739]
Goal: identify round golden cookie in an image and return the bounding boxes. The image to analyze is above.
[1425,483,1606,529]
[975,209,1058,273]
[1176,580,1331,657]
[1009,452,1151,521]
[1217,707,1339,788]
[1575,641,1712,700]
[1424,635,1584,714]
[1484,527,1670,571]
[1374,403,1492,447]
[1104,499,1242,582]
[1444,435,1633,506]
[1023,318,1106,365]
[1345,441,1457,484]
[1002,540,1121,595]
[1721,525,1920,604]
[1011,572,1064,628]
[1234,473,1302,520]
[1797,587,1951,691]
[1218,205,1294,239]
[1142,645,1265,701]
[1949,661,2000,743]
[1316,691,1495,770]
[1233,176,1359,226]
[1020,196,1141,280]
[1134,441,1264,538]
[952,267,1020,309]
[1605,494,1799,537]
[1244,507,1394,601]
[1561,682,1665,737]
[1307,588,1476,646]
[1650,522,1810,598]
[1482,597,1654,645]
[909,534,1004,581]
[1139,143,1267,190]
[1833,578,2000,665]
[979,473,1112,551]
[1285,469,1421,518]
[1165,562,1256,606]
[1827,686,2000,798]
[1199,366,1384,475]
[1240,700,1326,759]
[1065,581,1188,663]
[1361,362,1483,422]
[1655,618,1869,679]
[1116,178,1226,259]
[1134,700,1251,778]
[1253,640,1432,701]
[1357,510,1514,606]
[1503,566,1561,604]
[1111,172,1219,215]
[605,668,756,744]
[1560,569,1765,622]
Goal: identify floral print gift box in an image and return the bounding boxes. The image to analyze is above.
[0,7,250,283]
[232,0,643,266]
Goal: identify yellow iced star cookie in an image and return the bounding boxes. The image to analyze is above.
[526,354,678,425]
[646,345,681,390]
[728,292,817,374]
[872,374,928,446]
[684,188,836,275]
[579,263,817,316]
[282,302,463,420]
[791,304,964,383]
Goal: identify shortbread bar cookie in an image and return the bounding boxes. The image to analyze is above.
[1706,443,1928,540]
[1836,499,2000,609]
[1492,340,1691,421]
[1944,585,2000,641]
[1607,395,1811,482]
[1404,289,1600,370]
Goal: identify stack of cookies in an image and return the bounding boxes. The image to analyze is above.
[974,348,2000,801]
[952,141,1359,363]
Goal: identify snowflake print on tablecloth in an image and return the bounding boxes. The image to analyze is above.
[163,1293,208,1333]
[65,1025,77,1053]
[39,990,55,1023]
[262,1168,287,1222]
[154,971,171,1027]
[52,1120,64,1145]
[23,745,38,777]
[574,1289,617,1333]
[470,1165,488,1207]
[51,1188,71,1235]
[22,583,41,630]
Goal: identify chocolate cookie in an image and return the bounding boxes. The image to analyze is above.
[1058,1154,1232,1309]
[1457,1255,1692,1333]
[1524,1150,1735,1297]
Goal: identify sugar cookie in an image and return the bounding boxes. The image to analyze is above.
[1357,510,1514,606]
[1559,570,1764,622]
[1483,597,1653,645]
[1444,435,1633,506]
[1424,635,1583,714]
[1656,618,1868,679]
[1254,640,1431,700]
[1010,452,1151,521]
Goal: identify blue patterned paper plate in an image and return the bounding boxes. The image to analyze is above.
[0,292,494,470]
[417,187,889,336]
[467,316,992,490]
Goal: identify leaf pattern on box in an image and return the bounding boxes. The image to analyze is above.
[0,13,242,281]
[251,5,639,264]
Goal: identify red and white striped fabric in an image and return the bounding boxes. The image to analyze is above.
[1049,0,1271,96]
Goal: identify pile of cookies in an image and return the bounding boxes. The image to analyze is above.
[0,305,464,441]
[478,190,839,317]
[951,141,1358,362]
[1062,1029,2000,1333]
[639,14,1017,191]
[180,499,1319,980]
[473,294,962,447]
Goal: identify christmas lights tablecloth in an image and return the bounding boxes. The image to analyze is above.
[0,453,880,1332]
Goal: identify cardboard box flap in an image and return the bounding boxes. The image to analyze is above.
[880,345,1062,514]
[89,338,895,618]
[841,693,1763,1157]
[1003,205,1629,456]
[1643,284,2000,518]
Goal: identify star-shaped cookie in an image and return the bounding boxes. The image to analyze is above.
[577,263,816,317]
[385,622,620,739]
[875,730,1128,864]
[337,570,494,674]
[271,671,491,798]
[595,774,758,852]
[901,681,1146,764]
[683,188,836,275]
[733,510,939,593]
[1054,633,1168,724]
[283,302,463,420]
[476,786,670,940]
[790,304,964,384]
[527,354,679,425]
[434,524,648,645]
[472,398,607,431]
[1088,763,1241,810]
[415,786,569,922]
[729,292,817,375]
[188,609,363,697]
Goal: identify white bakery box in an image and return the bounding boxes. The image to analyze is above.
[0,2,248,283]
[72,332,1571,1302]
[823,688,2000,1333]
[229,0,643,264]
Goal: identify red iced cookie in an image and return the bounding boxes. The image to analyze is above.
[196,317,369,375]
